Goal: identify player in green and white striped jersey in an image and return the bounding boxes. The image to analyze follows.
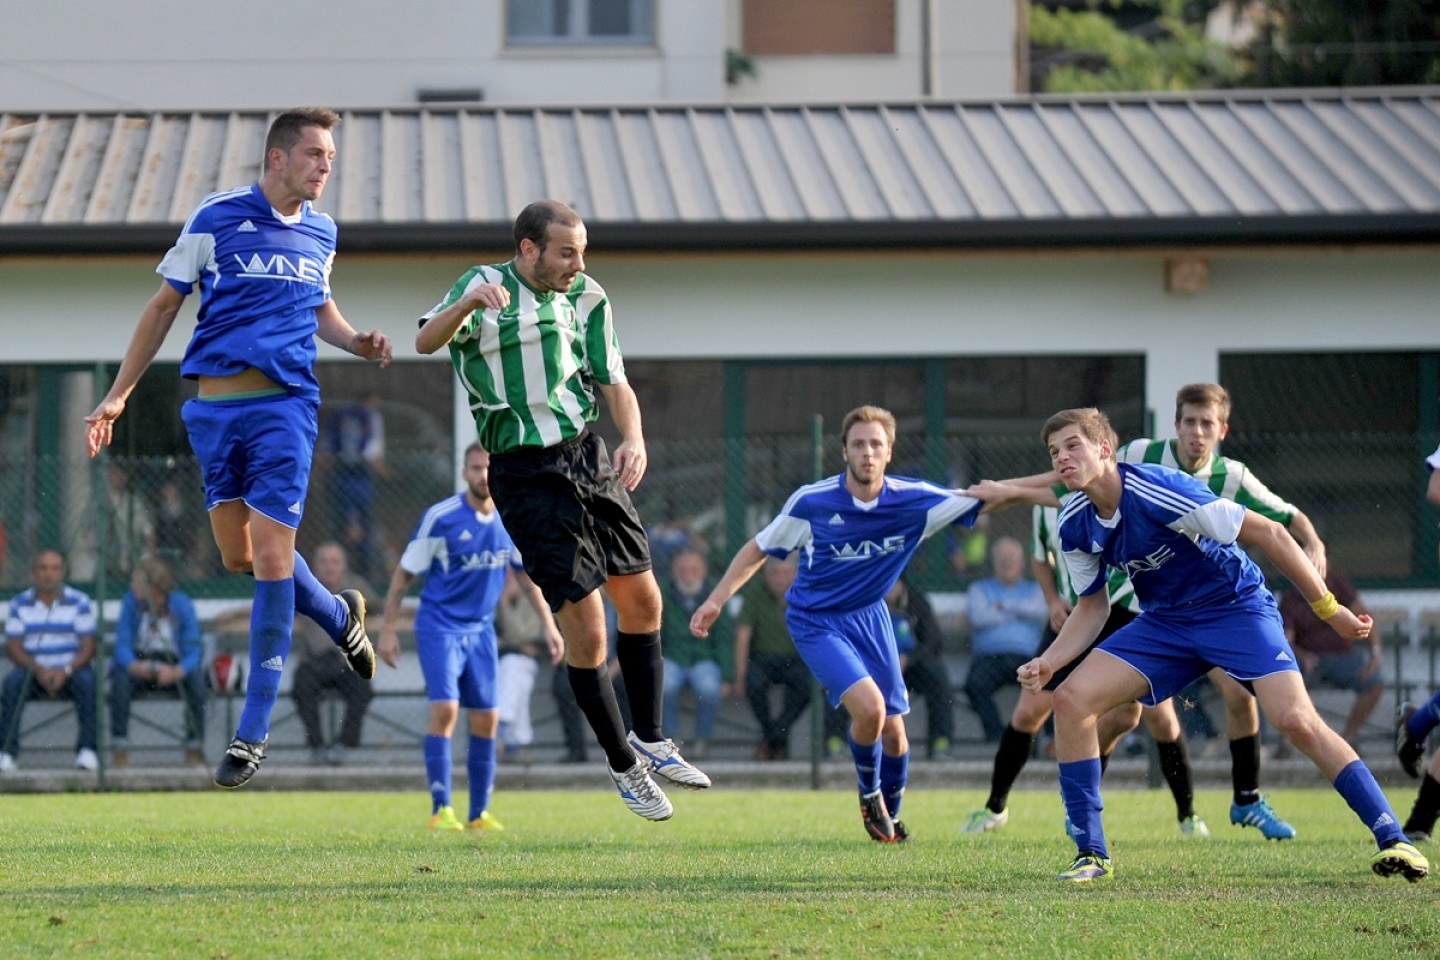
[416,200,709,823]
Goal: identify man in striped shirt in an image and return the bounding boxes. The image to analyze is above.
[416,200,709,822]
[0,550,98,773]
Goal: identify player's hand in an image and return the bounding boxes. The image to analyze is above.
[1017,657,1052,693]
[544,626,565,665]
[83,397,127,458]
[1047,597,1073,633]
[1326,609,1371,642]
[466,283,511,312]
[377,630,401,669]
[690,600,722,638]
[611,437,647,491]
[352,329,393,368]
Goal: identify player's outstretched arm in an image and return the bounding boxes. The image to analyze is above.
[965,479,1062,513]
[1238,512,1369,641]
[315,300,392,368]
[377,564,416,669]
[84,283,185,457]
[692,539,768,638]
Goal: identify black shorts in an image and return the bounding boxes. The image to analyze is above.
[488,431,652,611]
[1041,605,1138,692]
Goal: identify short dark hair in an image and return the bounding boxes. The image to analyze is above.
[1041,407,1118,456]
[513,200,582,254]
[1174,382,1231,425]
[265,107,340,157]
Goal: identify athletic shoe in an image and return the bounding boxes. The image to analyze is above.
[1058,853,1113,882]
[1396,702,1427,780]
[860,789,896,842]
[468,811,505,832]
[1406,829,1432,844]
[609,759,674,821]
[1371,841,1430,882]
[336,589,376,680]
[213,737,266,789]
[626,732,711,789]
[960,808,1009,834]
[0,751,15,773]
[1179,814,1211,838]
[1230,797,1297,840]
[428,806,464,832]
[891,819,911,843]
[75,748,99,771]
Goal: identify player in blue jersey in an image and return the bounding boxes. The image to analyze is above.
[1393,441,1440,841]
[377,443,562,832]
[84,108,393,790]
[691,406,985,842]
[994,407,1427,883]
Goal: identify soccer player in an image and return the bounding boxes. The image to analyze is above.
[414,199,709,821]
[999,407,1426,883]
[84,108,392,789]
[377,443,562,832]
[690,405,985,842]
[1393,439,1440,841]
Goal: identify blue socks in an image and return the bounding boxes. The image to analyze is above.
[1059,758,1108,859]
[468,735,497,822]
[849,734,882,796]
[880,750,908,819]
[236,578,294,744]
[425,735,452,813]
[291,550,347,641]
[1334,759,1406,847]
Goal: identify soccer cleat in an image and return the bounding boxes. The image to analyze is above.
[609,759,674,821]
[74,748,98,771]
[1406,829,1432,844]
[213,737,266,789]
[336,589,376,679]
[1230,797,1297,840]
[1058,853,1113,882]
[891,819,911,843]
[428,806,464,832]
[626,732,711,790]
[1396,702,1427,780]
[1179,814,1211,838]
[960,807,1009,834]
[468,810,505,832]
[860,789,896,842]
[1371,841,1430,883]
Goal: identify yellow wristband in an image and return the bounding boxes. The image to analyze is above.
[1309,591,1340,621]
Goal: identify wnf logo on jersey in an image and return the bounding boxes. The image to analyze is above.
[1119,544,1176,577]
[233,251,325,283]
[830,535,906,562]
[460,549,512,571]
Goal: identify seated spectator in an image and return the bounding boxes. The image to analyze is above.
[0,550,98,772]
[963,536,1047,742]
[551,598,629,763]
[291,542,376,765]
[886,576,956,759]
[660,548,733,758]
[495,569,564,764]
[110,556,207,768]
[734,556,810,760]
[1279,570,1383,750]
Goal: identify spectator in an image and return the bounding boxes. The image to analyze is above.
[290,542,376,766]
[153,478,197,569]
[103,461,156,579]
[734,557,810,761]
[495,569,564,763]
[660,548,733,758]
[110,555,207,768]
[963,536,1048,742]
[324,391,389,582]
[1279,571,1382,750]
[886,576,956,760]
[0,550,98,772]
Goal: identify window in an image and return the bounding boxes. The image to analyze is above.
[507,0,655,46]
[742,0,895,55]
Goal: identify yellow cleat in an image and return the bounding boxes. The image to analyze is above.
[1058,853,1113,882]
[428,806,464,832]
[468,810,505,832]
[1372,841,1429,883]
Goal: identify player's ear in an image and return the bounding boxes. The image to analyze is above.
[1218,421,1230,442]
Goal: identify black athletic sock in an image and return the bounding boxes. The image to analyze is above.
[1099,752,1111,777]
[615,630,664,743]
[1404,772,1440,836]
[1230,733,1262,805]
[1156,738,1195,820]
[986,725,1035,813]
[567,662,633,771]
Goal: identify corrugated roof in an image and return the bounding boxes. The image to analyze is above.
[2,88,1439,253]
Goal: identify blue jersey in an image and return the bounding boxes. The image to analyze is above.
[399,495,524,634]
[158,183,336,402]
[755,473,981,614]
[1057,462,1267,614]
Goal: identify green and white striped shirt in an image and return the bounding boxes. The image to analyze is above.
[1115,438,1299,524]
[422,261,626,455]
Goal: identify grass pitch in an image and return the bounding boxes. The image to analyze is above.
[1,786,1436,959]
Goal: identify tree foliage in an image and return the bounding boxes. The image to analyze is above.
[1030,1,1239,92]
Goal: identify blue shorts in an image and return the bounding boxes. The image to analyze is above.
[182,393,318,528]
[786,601,910,717]
[415,624,498,710]
[1097,599,1299,706]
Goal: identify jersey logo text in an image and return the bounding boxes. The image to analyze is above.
[829,535,906,562]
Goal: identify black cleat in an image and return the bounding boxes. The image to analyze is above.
[337,589,376,679]
[1396,702,1427,779]
[892,819,911,843]
[214,737,266,789]
[860,789,896,842]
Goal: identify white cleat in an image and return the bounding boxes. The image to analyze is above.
[609,759,674,821]
[627,732,712,790]
[960,807,1009,834]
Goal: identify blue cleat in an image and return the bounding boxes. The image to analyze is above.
[1058,853,1113,882]
[1230,796,1297,840]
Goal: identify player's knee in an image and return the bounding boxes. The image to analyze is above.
[1052,684,1100,724]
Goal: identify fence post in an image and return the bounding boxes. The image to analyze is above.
[809,414,826,792]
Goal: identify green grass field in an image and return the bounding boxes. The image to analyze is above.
[2,786,1436,959]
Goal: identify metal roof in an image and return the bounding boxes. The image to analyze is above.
[2,88,1439,254]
